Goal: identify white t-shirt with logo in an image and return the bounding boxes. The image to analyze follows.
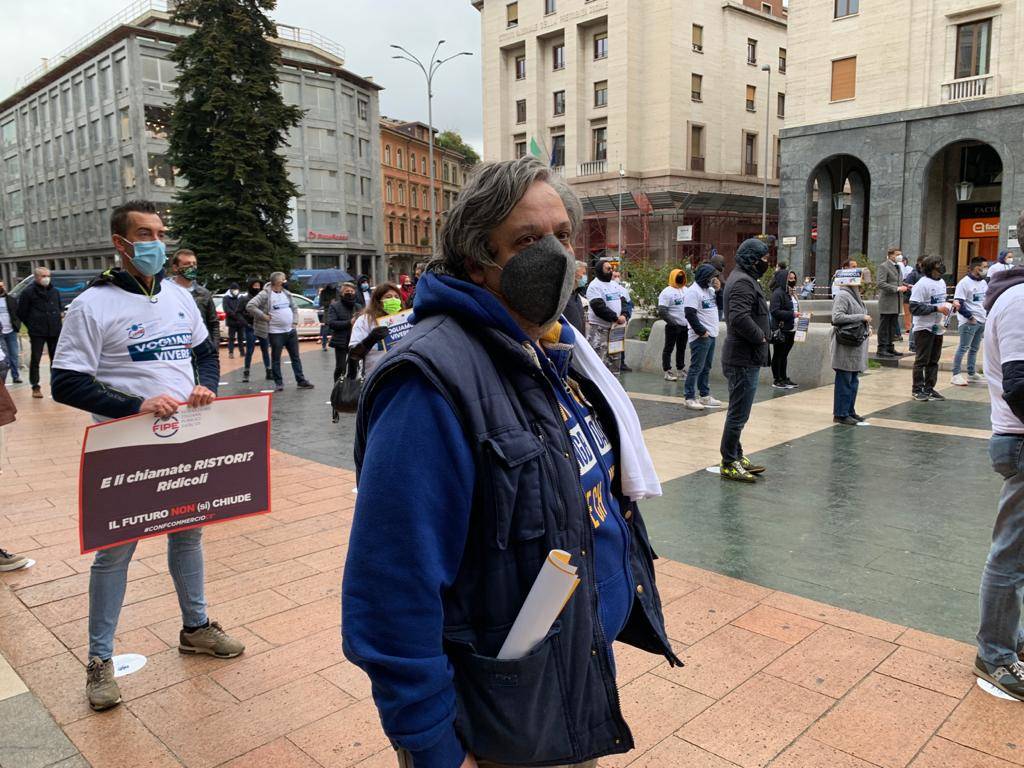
[53,280,208,414]
[349,314,386,376]
[954,275,988,325]
[988,262,1014,277]
[910,276,950,335]
[657,286,687,326]
[683,284,720,343]
[985,282,1024,435]
[0,298,11,334]
[585,279,628,328]
[268,290,294,334]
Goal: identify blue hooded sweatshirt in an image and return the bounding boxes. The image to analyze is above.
[342,272,632,768]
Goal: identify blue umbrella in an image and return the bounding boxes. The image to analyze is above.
[306,269,354,287]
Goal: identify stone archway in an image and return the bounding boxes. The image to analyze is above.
[802,154,871,284]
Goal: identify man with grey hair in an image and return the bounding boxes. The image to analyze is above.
[343,156,677,768]
[17,266,63,399]
[245,271,314,391]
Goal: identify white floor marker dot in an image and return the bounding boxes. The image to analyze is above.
[977,678,1021,701]
[14,559,35,570]
[260,389,275,394]
[112,653,147,677]
[856,420,871,426]
[705,466,721,475]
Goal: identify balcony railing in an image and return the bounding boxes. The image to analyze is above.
[578,160,607,176]
[690,157,705,172]
[942,74,995,102]
[744,162,758,177]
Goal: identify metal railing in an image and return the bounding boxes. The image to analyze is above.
[941,73,995,102]
[15,0,344,92]
[578,160,607,177]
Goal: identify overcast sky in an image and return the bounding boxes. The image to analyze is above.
[0,0,484,151]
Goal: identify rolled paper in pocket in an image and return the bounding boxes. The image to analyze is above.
[497,550,581,660]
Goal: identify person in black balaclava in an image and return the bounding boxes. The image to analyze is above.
[585,257,629,370]
[239,277,271,383]
[719,238,772,483]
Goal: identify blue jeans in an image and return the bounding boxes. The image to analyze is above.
[720,365,760,464]
[952,322,985,376]
[0,331,19,382]
[244,327,269,373]
[833,369,861,418]
[89,529,207,659]
[268,329,308,385]
[685,336,716,400]
[977,434,1024,668]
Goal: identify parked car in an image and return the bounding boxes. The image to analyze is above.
[8,269,100,309]
[213,292,321,342]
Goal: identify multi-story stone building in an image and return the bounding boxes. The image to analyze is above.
[379,117,469,277]
[0,0,385,286]
[473,0,788,267]
[780,0,1024,283]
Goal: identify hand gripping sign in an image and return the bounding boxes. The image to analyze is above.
[78,394,271,554]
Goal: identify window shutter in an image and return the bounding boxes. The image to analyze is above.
[831,57,857,101]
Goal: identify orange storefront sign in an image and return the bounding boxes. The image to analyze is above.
[959,217,1000,238]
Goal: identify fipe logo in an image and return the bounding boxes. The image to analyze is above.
[152,416,180,438]
[127,324,145,340]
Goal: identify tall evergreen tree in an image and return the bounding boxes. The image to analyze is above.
[167,0,303,281]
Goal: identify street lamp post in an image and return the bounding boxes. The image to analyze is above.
[761,64,771,238]
[617,164,625,270]
[391,41,473,255]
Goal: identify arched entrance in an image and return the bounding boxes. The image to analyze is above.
[919,140,1003,279]
[804,154,871,284]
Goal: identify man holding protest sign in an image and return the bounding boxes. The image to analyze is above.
[51,200,244,712]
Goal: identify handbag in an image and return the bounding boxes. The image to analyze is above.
[330,361,363,422]
[834,322,869,347]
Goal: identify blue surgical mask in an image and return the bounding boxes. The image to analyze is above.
[122,238,166,276]
[577,275,587,288]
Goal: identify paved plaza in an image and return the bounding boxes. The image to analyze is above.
[1,341,1023,767]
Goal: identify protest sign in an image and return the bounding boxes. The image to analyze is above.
[833,268,864,287]
[794,312,812,342]
[377,309,415,351]
[78,394,271,554]
[607,325,627,355]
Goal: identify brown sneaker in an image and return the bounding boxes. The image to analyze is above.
[179,621,245,658]
[0,548,29,572]
[86,657,122,711]
[31,387,43,399]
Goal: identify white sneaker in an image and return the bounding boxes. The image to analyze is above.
[675,369,687,379]
[663,371,679,381]
[950,374,968,387]
[969,372,984,382]
[684,399,705,411]
[699,395,723,408]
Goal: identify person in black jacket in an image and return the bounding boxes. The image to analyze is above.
[0,280,22,384]
[770,269,799,389]
[239,278,271,384]
[221,283,245,359]
[562,260,588,334]
[327,282,359,381]
[719,238,771,483]
[317,283,339,350]
[17,267,63,398]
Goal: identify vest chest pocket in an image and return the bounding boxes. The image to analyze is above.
[480,429,549,550]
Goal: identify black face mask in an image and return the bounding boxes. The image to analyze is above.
[341,294,356,305]
[788,279,797,287]
[249,286,261,296]
[596,268,613,282]
[494,235,575,327]
[755,259,770,277]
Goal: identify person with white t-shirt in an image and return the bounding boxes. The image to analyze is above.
[585,258,628,370]
[908,255,959,401]
[682,264,723,410]
[951,257,989,386]
[974,261,1024,701]
[0,280,21,384]
[988,250,1015,278]
[348,282,403,377]
[49,200,244,713]
[656,269,688,381]
[246,272,315,392]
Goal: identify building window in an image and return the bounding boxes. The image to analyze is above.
[400,221,407,244]
[516,99,527,123]
[779,48,787,73]
[140,56,178,91]
[777,92,785,117]
[551,134,565,167]
[956,19,992,79]
[834,0,858,18]
[421,157,427,174]
[363,215,373,238]
[690,124,705,171]
[386,180,393,202]
[514,136,527,158]
[303,84,335,112]
[119,107,131,141]
[411,185,418,207]
[359,138,370,158]
[746,84,757,112]
[592,126,607,161]
[747,39,758,65]
[413,222,419,244]
[545,0,556,14]
[744,133,758,176]
[148,153,183,189]
[775,137,782,179]
[410,152,417,173]
[507,2,519,27]
[594,80,608,107]
[691,74,703,102]
[830,56,857,101]
[692,24,703,53]
[553,90,566,116]
[762,2,772,13]
[515,55,527,80]
[122,155,136,190]
[553,43,565,70]
[397,149,404,169]
[358,100,369,121]
[9,225,26,250]
[388,220,395,242]
[594,33,608,60]
[398,184,405,204]
[344,172,357,195]
[144,105,171,140]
